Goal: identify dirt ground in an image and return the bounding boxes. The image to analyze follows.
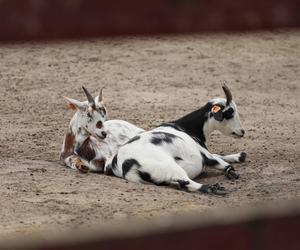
[0,31,299,238]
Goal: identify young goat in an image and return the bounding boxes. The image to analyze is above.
[60,87,144,173]
[106,84,246,195]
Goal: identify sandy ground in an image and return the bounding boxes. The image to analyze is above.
[0,31,299,238]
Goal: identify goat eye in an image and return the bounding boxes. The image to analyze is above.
[87,112,92,119]
[96,121,103,129]
[98,107,106,116]
[223,107,234,119]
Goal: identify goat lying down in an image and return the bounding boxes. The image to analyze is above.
[106,84,246,195]
[60,85,246,195]
[60,87,144,173]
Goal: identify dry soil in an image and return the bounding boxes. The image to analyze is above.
[0,31,299,238]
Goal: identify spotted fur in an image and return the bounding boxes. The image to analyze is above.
[60,87,144,173]
[109,84,245,195]
[60,119,144,173]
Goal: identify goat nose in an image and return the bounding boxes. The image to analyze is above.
[241,129,245,136]
[101,131,107,138]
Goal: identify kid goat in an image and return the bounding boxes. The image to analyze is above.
[60,86,144,173]
[106,84,246,195]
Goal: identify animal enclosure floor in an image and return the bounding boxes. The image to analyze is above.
[0,31,299,238]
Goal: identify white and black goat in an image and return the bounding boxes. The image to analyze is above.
[60,87,144,173]
[106,84,246,195]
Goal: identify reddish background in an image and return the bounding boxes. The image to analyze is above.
[0,0,300,42]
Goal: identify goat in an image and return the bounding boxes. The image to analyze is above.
[106,84,246,195]
[60,86,144,173]
[60,86,107,172]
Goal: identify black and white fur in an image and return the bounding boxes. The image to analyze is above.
[106,84,246,195]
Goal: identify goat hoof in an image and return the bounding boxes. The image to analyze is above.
[226,170,239,180]
[225,165,239,180]
[239,152,247,163]
[74,158,89,173]
[78,165,89,173]
[213,183,226,191]
[200,183,228,196]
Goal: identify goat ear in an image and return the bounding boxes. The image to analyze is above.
[68,103,76,110]
[211,105,224,121]
[63,96,86,111]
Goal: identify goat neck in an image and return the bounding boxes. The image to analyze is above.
[172,102,214,147]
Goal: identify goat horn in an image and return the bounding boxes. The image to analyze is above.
[82,86,95,106]
[222,81,232,105]
[99,86,105,102]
